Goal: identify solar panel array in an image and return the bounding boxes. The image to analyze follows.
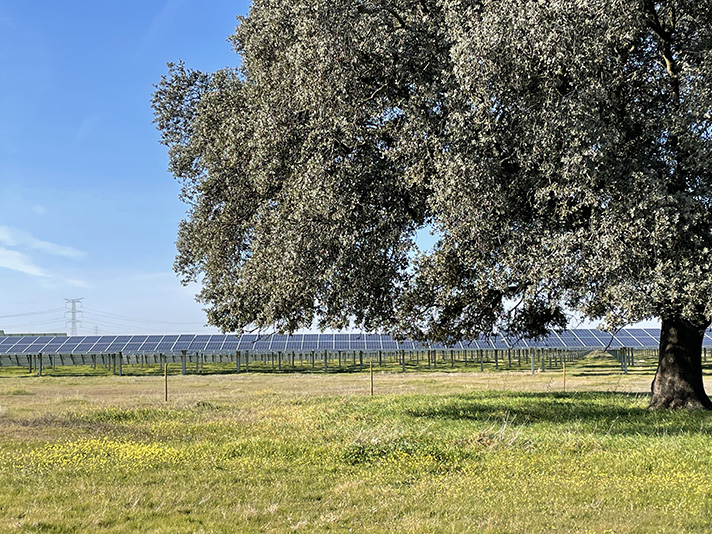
[0,328,691,356]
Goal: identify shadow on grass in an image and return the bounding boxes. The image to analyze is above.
[404,391,712,437]
[570,370,653,377]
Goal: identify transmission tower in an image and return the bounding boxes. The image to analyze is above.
[64,298,84,336]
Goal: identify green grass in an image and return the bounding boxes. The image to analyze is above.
[1,357,712,533]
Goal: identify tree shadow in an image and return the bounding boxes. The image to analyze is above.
[404,391,712,437]
[570,371,652,377]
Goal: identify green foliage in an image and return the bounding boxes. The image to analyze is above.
[153,0,712,342]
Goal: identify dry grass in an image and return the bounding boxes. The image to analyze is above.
[1,354,712,533]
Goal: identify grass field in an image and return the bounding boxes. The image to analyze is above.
[1,353,712,533]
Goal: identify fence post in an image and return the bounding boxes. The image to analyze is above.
[370,359,374,396]
[181,350,187,375]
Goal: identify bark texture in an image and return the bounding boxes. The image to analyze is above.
[649,317,712,410]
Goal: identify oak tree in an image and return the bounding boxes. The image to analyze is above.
[153,0,712,409]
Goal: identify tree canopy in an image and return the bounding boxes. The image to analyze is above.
[154,0,712,407]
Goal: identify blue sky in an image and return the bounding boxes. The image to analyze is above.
[0,0,252,334]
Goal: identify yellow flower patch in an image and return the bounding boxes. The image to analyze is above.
[7,437,187,472]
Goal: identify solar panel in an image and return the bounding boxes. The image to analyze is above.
[253,340,271,351]
[491,337,511,349]
[141,341,161,352]
[270,335,288,352]
[106,342,128,353]
[537,333,566,348]
[704,332,712,346]
[172,334,195,351]
[6,342,33,352]
[222,340,239,350]
[301,334,318,350]
[612,329,644,347]
[317,334,333,350]
[557,331,584,348]
[573,329,605,347]
[334,333,350,350]
[91,336,116,352]
[0,327,699,356]
[189,335,210,351]
[478,337,492,350]
[285,334,303,351]
[41,346,64,354]
[629,329,659,345]
[381,335,398,350]
[60,342,82,353]
[589,329,617,346]
[237,334,257,350]
[26,344,52,354]
[645,329,661,342]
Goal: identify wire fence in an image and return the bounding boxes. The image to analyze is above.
[0,347,665,377]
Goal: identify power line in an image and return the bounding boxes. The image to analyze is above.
[0,319,66,329]
[1,302,210,335]
[82,307,206,326]
[0,308,65,319]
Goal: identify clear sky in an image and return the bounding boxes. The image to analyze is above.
[0,0,253,335]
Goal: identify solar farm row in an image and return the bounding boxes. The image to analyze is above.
[0,328,680,355]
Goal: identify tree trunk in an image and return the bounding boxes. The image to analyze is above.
[649,317,712,410]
